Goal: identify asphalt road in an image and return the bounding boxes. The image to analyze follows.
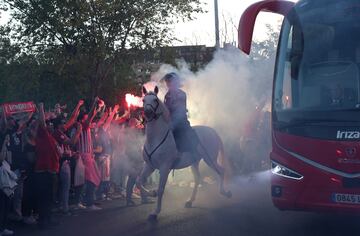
[14,171,360,236]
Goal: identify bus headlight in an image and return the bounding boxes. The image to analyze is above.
[271,161,304,180]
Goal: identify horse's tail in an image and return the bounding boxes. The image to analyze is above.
[217,136,232,184]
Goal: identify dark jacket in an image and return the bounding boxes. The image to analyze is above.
[164,88,189,130]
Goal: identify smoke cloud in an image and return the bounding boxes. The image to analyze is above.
[107,44,277,209]
[147,45,275,176]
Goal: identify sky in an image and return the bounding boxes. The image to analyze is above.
[171,0,285,46]
[0,0,294,47]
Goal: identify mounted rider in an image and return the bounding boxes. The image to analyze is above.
[163,72,198,153]
[139,80,231,220]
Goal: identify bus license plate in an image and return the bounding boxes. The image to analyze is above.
[333,193,360,204]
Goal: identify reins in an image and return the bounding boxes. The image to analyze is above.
[144,129,170,166]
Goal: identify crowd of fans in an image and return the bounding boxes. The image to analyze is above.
[0,97,146,234]
[0,93,273,235]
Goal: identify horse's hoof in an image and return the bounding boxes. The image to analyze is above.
[226,191,232,199]
[148,214,158,222]
[185,201,192,208]
[150,190,158,198]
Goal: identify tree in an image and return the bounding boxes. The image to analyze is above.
[251,22,281,60]
[3,0,203,101]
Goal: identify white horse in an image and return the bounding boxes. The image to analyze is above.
[137,86,232,221]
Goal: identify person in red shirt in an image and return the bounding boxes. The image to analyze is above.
[33,102,60,229]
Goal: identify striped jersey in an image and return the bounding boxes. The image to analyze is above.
[77,122,93,154]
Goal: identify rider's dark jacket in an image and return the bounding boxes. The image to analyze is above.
[164,88,193,152]
[164,88,189,129]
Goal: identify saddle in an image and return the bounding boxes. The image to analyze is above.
[172,126,199,154]
[170,127,199,170]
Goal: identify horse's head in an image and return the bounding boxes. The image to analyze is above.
[142,86,162,122]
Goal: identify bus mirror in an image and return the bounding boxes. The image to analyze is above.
[238,0,295,54]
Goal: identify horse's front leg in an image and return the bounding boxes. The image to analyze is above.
[148,166,170,221]
[136,163,155,202]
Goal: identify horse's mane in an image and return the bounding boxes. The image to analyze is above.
[158,99,170,122]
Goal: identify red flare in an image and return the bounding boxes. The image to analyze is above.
[125,93,143,108]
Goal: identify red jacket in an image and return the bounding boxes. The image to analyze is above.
[35,126,60,173]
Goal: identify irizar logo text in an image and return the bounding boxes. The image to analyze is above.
[337,131,360,139]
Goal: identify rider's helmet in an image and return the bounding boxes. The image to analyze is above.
[162,72,181,89]
[163,72,179,81]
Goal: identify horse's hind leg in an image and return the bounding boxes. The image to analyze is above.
[203,155,232,199]
[185,163,200,208]
[148,167,170,221]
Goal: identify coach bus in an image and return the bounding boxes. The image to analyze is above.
[239,0,360,212]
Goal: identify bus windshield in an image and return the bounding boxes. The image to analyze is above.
[273,0,360,128]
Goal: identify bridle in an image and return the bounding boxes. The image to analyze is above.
[143,93,163,122]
